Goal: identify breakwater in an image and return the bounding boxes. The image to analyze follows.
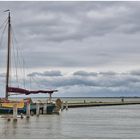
[64,101,140,108]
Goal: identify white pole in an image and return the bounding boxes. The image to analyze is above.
[36,103,40,116]
[13,103,17,121]
[46,102,48,114]
[49,93,52,102]
[43,103,47,114]
[65,101,68,110]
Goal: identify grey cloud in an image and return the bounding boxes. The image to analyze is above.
[99,71,117,76]
[1,2,140,44]
[129,70,140,76]
[1,69,140,97]
[28,70,140,90]
[27,70,62,77]
[1,2,140,97]
[6,1,140,43]
[73,71,97,76]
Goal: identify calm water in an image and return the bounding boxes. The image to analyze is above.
[0,104,140,139]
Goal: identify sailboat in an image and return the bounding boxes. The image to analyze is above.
[0,10,59,114]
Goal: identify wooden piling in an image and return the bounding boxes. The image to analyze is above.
[20,113,24,119]
[65,101,68,110]
[36,103,40,116]
[26,102,30,118]
[46,103,48,114]
[7,115,11,121]
[61,102,64,111]
[43,103,47,114]
[13,103,17,121]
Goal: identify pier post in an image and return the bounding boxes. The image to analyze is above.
[61,102,64,111]
[65,101,68,110]
[46,102,48,114]
[26,102,30,118]
[43,103,47,114]
[48,93,52,102]
[20,113,24,119]
[13,103,17,121]
[7,115,11,121]
[36,103,40,116]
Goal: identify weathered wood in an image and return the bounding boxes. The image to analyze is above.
[36,103,40,116]
[26,102,30,118]
[65,101,68,110]
[43,103,47,114]
[13,103,17,121]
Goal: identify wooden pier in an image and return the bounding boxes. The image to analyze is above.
[1,100,140,121]
[63,101,140,108]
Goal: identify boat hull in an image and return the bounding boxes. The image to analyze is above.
[0,103,56,115]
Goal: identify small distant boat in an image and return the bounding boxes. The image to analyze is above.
[0,10,60,114]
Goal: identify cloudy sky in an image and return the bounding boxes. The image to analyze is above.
[0,1,140,97]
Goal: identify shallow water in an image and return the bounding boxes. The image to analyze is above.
[0,105,140,139]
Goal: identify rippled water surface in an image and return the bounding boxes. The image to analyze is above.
[0,105,140,139]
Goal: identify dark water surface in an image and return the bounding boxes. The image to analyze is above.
[0,105,140,139]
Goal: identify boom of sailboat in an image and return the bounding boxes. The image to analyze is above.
[8,87,58,95]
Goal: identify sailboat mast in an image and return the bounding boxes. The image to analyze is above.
[5,11,11,99]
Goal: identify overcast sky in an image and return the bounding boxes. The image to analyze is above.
[0,1,140,97]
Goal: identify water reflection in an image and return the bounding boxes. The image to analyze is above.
[2,118,18,138]
[3,120,10,137]
[0,105,140,138]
